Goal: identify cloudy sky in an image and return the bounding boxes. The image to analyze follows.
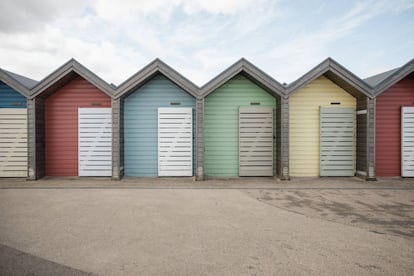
[0,0,413,86]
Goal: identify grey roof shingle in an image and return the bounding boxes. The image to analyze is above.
[0,68,37,97]
[3,70,38,89]
[364,68,399,87]
[364,59,414,96]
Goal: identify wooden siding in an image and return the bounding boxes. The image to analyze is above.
[356,96,367,173]
[0,109,27,177]
[289,76,356,177]
[45,75,111,176]
[123,74,196,177]
[376,78,414,176]
[204,75,276,177]
[0,81,26,108]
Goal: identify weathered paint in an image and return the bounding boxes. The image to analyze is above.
[204,75,276,177]
[289,76,356,177]
[123,74,196,177]
[0,81,26,108]
[0,82,27,177]
[376,78,414,176]
[45,75,111,176]
[0,109,27,177]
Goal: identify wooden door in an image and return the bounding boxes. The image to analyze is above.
[320,107,355,176]
[401,106,414,177]
[78,108,112,176]
[239,107,273,176]
[158,107,192,176]
[0,109,27,177]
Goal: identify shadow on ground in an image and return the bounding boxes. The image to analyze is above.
[0,243,96,276]
[245,189,414,238]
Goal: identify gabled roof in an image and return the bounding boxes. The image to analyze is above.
[368,59,414,96]
[115,58,199,99]
[30,58,115,99]
[0,68,37,97]
[364,68,399,87]
[286,57,372,98]
[199,58,285,98]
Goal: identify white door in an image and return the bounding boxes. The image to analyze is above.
[320,107,355,176]
[78,108,112,176]
[401,107,414,177]
[158,107,192,176]
[0,108,27,177]
[239,107,273,176]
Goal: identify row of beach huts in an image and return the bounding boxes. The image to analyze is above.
[0,57,413,180]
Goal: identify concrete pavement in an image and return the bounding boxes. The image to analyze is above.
[0,178,413,275]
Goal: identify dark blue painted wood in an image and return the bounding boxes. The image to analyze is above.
[0,81,26,108]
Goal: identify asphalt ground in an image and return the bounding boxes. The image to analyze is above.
[0,177,413,275]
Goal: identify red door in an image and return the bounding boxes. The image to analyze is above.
[45,75,111,176]
[376,78,414,176]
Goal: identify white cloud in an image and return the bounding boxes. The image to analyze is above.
[0,0,413,87]
[267,0,414,83]
[0,0,88,32]
[0,25,147,84]
[91,0,262,23]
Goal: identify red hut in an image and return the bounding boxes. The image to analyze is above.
[366,59,414,177]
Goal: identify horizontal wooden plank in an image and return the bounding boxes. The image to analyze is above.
[0,170,27,177]
[158,170,192,176]
[159,107,192,111]
[78,107,112,113]
[239,107,273,113]
[78,170,111,177]
[239,168,273,176]
[0,109,27,115]
[319,171,354,176]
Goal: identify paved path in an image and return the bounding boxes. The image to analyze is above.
[0,182,413,275]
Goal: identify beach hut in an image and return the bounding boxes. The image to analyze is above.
[115,59,199,178]
[0,69,37,177]
[199,58,286,179]
[365,59,414,177]
[28,59,115,179]
[286,58,374,179]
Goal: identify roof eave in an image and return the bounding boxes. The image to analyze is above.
[286,58,373,98]
[0,69,31,97]
[115,59,199,99]
[200,58,284,98]
[29,59,115,99]
[373,59,414,96]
